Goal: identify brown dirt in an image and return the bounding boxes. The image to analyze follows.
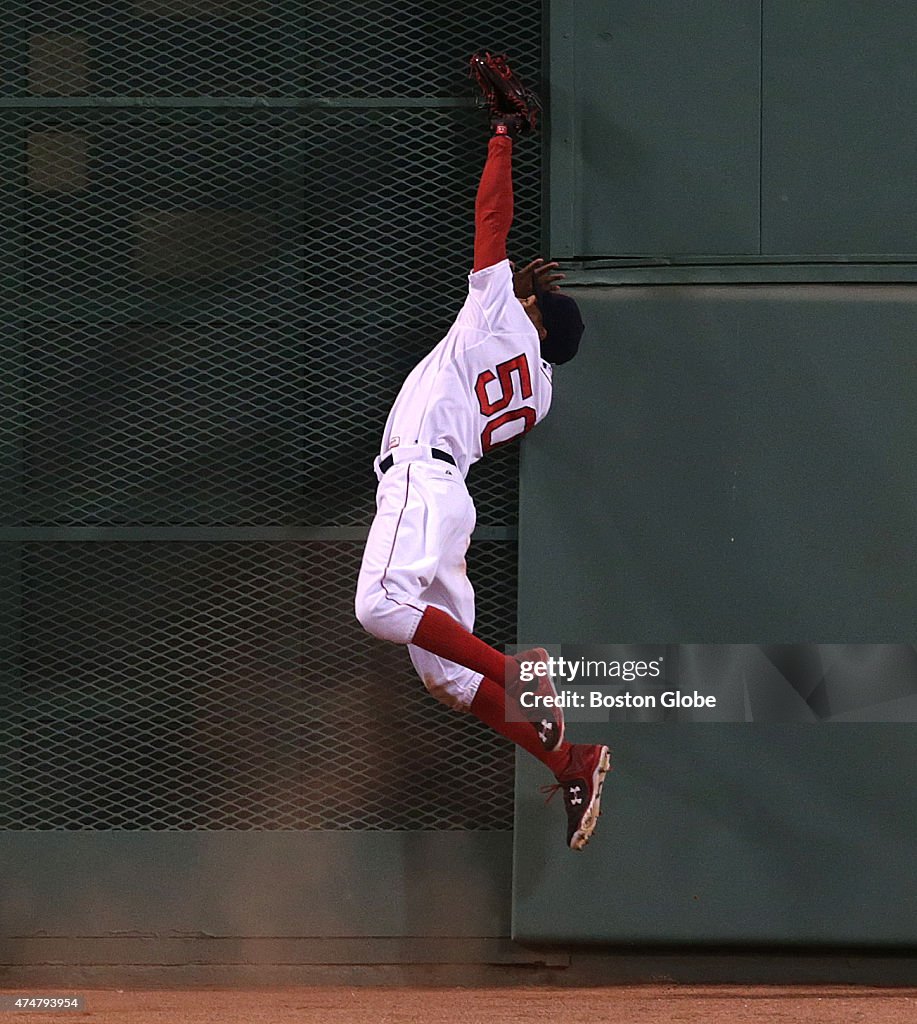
[2,986,915,1024]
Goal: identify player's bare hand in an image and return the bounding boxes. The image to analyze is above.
[513,257,565,299]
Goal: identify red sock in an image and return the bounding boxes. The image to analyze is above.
[412,606,520,686]
[469,676,571,775]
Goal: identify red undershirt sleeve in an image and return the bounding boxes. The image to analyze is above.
[472,135,514,273]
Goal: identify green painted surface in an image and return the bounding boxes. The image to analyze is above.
[0,832,513,938]
[513,726,917,946]
[518,286,917,642]
[762,2,917,255]
[514,285,917,945]
[552,0,761,257]
[552,1,917,265]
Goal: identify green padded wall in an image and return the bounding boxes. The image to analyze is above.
[525,1,917,947]
[762,1,917,255]
[513,287,917,945]
[518,286,917,640]
[553,0,917,261]
[514,726,917,946]
[551,0,761,257]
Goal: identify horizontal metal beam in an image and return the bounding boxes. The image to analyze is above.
[0,525,516,543]
[560,258,917,287]
[0,96,478,110]
[579,254,917,265]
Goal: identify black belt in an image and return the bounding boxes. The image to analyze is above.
[379,448,456,474]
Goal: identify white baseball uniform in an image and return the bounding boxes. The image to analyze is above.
[355,257,553,710]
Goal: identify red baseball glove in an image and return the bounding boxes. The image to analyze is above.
[468,51,542,136]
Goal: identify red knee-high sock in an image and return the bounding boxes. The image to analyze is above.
[473,135,513,272]
[469,676,571,775]
[411,606,520,686]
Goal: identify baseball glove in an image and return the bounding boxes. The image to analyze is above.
[468,51,542,135]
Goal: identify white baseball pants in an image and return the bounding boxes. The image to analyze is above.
[355,449,483,711]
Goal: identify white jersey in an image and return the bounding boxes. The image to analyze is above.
[379,258,553,478]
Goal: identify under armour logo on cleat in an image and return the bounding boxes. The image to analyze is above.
[537,720,551,742]
[569,785,583,805]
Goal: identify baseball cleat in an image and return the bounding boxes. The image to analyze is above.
[511,647,565,753]
[544,743,611,851]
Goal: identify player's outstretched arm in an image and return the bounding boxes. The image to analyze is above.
[468,51,542,273]
[472,134,514,272]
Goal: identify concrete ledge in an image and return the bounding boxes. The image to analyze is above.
[0,937,567,968]
[2,948,916,988]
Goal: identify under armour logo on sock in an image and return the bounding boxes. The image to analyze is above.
[569,785,583,806]
[537,720,552,742]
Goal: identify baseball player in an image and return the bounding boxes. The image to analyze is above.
[355,52,610,850]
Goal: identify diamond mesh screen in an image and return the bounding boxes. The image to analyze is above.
[6,3,541,99]
[0,540,517,830]
[0,109,536,527]
[0,4,542,829]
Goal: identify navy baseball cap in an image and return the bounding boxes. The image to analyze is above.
[533,277,584,365]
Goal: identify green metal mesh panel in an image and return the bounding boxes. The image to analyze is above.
[0,3,542,829]
[5,3,541,99]
[0,540,517,829]
[1,108,537,527]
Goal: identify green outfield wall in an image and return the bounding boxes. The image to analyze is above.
[513,287,917,943]
[3,0,917,971]
[512,0,917,948]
